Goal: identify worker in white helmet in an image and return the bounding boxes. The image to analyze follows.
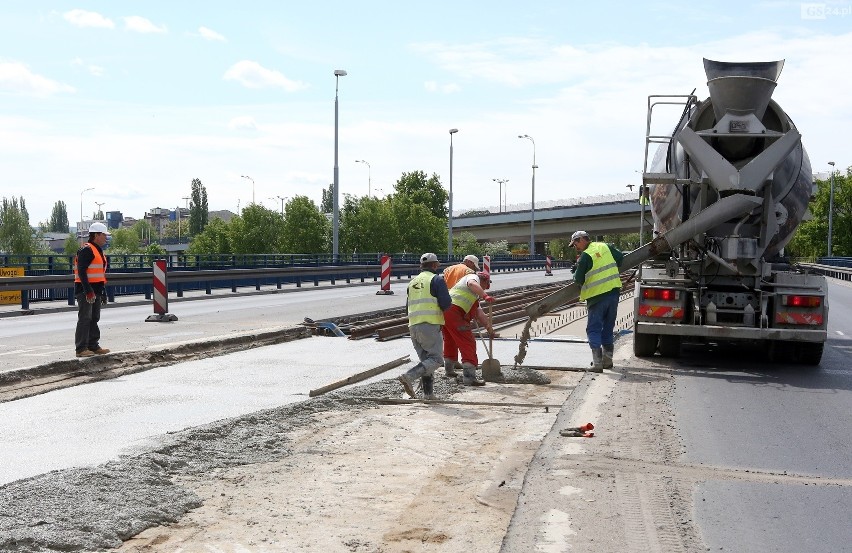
[73,222,111,358]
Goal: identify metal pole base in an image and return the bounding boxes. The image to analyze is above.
[375,290,395,295]
[145,313,178,322]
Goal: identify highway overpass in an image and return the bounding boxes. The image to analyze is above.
[453,192,646,247]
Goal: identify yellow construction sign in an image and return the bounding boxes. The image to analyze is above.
[0,266,24,305]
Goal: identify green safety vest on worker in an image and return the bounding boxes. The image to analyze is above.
[449,274,479,314]
[579,242,621,301]
[407,271,445,326]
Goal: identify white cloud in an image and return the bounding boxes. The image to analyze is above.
[198,26,226,42]
[223,60,307,91]
[123,15,167,34]
[424,80,461,93]
[71,57,105,77]
[0,61,76,97]
[228,116,258,131]
[63,9,114,29]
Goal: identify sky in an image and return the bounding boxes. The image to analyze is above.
[1,1,851,227]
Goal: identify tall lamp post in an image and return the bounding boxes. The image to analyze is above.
[80,187,94,238]
[270,196,287,215]
[492,178,508,212]
[240,175,255,205]
[828,161,836,257]
[355,159,371,197]
[333,69,347,262]
[448,128,459,255]
[518,134,537,256]
[180,196,190,241]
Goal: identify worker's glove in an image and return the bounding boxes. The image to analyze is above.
[85,292,96,304]
[482,294,495,303]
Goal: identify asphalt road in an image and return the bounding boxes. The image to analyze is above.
[674,279,852,552]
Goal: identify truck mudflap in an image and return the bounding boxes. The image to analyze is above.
[635,321,827,342]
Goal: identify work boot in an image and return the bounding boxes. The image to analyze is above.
[602,344,614,370]
[91,347,110,355]
[76,349,94,358]
[421,375,436,400]
[461,363,485,386]
[397,374,416,398]
[588,347,603,372]
[443,358,459,378]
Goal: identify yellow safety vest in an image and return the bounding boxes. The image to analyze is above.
[579,242,621,301]
[408,271,444,326]
[449,274,479,314]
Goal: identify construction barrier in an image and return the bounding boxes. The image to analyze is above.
[376,255,394,295]
[483,255,491,277]
[146,259,178,322]
[545,256,553,276]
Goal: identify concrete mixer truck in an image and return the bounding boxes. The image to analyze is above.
[517,59,828,366]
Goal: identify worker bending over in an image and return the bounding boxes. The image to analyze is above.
[442,271,495,386]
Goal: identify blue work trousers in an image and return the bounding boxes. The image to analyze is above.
[586,292,619,349]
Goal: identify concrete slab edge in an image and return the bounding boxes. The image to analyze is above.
[499,369,600,551]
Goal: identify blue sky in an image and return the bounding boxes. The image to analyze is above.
[2,1,851,226]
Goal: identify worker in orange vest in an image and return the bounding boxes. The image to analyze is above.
[74,222,111,358]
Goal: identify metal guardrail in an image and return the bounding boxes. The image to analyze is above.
[0,259,571,310]
[799,262,852,282]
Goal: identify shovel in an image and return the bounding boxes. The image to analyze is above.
[478,302,502,380]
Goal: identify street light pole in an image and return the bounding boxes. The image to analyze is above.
[80,187,94,239]
[333,69,347,262]
[828,161,836,257]
[448,128,459,256]
[270,196,287,215]
[355,159,371,196]
[181,196,189,241]
[240,175,255,205]
[518,134,537,256]
[492,178,508,212]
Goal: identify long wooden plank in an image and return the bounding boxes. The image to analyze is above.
[308,355,410,397]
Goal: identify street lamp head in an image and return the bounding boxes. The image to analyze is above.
[334,69,347,77]
[449,128,458,134]
[828,161,835,167]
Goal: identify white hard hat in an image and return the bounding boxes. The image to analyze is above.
[420,252,439,263]
[569,230,589,246]
[89,222,108,234]
[463,255,480,270]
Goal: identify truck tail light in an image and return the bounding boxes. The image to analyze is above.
[642,288,679,301]
[782,295,821,308]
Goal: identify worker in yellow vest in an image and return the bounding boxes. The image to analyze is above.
[397,252,452,400]
[73,222,111,358]
[569,231,624,371]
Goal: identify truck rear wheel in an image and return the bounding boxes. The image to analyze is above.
[658,335,681,358]
[796,342,823,366]
[634,332,658,357]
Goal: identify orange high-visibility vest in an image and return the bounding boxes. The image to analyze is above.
[74,243,107,284]
[443,263,474,290]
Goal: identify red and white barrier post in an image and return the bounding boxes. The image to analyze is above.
[145,259,178,322]
[545,255,553,276]
[483,255,491,278]
[376,255,394,295]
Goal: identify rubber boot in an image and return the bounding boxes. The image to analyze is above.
[421,375,436,400]
[443,358,459,378]
[398,363,425,398]
[462,363,485,386]
[588,347,603,373]
[602,344,614,370]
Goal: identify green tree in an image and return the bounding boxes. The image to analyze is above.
[394,171,448,220]
[186,218,231,255]
[229,203,284,254]
[321,183,333,213]
[549,238,570,260]
[131,220,155,245]
[0,197,39,254]
[484,239,511,257]
[282,195,329,253]
[48,201,70,233]
[340,195,397,254]
[787,167,852,259]
[64,234,79,257]
[387,195,445,254]
[188,178,209,236]
[108,227,141,254]
[455,231,484,257]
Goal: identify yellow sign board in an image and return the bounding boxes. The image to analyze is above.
[0,266,24,305]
